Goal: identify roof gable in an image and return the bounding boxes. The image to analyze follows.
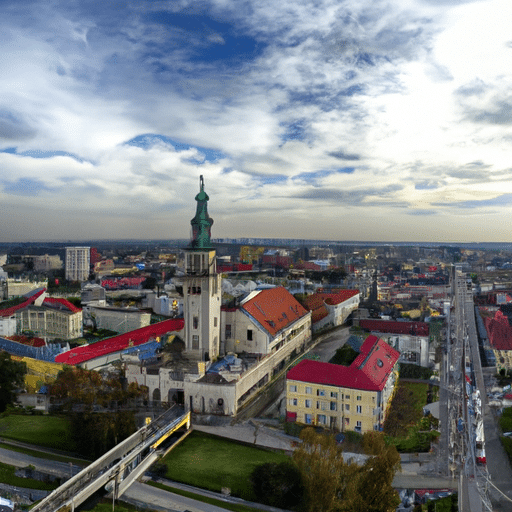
[287,335,399,392]
[0,289,46,317]
[241,286,309,336]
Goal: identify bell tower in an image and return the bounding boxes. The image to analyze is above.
[183,176,221,361]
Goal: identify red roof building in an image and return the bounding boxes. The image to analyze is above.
[55,318,184,366]
[302,289,360,332]
[222,287,312,355]
[286,335,399,432]
[241,287,309,337]
[359,319,429,337]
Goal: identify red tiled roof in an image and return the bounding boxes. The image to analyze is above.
[55,318,184,366]
[484,310,512,351]
[287,335,399,392]
[0,289,46,317]
[242,286,309,337]
[43,297,81,313]
[303,290,359,325]
[359,319,429,337]
[304,290,359,310]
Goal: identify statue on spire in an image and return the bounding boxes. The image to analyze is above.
[188,175,214,250]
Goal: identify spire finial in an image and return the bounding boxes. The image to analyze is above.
[188,176,214,250]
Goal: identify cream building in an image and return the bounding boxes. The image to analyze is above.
[17,298,82,341]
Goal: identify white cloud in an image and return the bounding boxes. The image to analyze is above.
[1,0,512,241]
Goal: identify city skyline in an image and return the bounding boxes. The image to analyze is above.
[2,0,512,243]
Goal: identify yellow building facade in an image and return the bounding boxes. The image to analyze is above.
[286,335,399,433]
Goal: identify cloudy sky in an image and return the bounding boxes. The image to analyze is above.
[1,0,512,243]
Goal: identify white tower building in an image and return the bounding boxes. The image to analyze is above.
[65,246,90,282]
[182,176,221,361]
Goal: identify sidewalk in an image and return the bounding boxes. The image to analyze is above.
[193,420,298,452]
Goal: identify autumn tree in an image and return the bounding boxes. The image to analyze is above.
[293,427,358,512]
[0,352,26,412]
[340,432,401,512]
[293,428,400,512]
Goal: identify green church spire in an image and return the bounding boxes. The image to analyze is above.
[188,175,214,250]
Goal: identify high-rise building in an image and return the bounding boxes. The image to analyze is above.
[65,246,90,282]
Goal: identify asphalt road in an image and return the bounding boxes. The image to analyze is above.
[307,325,351,362]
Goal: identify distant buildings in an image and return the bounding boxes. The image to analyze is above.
[65,246,90,282]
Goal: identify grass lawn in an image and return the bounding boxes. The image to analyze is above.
[0,414,75,452]
[160,431,291,500]
[384,381,439,452]
[0,461,59,491]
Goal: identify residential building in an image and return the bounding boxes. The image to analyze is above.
[359,319,430,367]
[17,297,82,341]
[286,335,399,433]
[303,289,360,332]
[65,246,90,282]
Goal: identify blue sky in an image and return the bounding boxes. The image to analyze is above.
[1,0,512,242]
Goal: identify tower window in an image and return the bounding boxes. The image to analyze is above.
[225,324,231,338]
[214,317,218,327]
[247,329,253,341]
[193,316,199,329]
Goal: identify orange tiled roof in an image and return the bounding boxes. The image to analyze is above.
[242,286,309,336]
[304,289,359,311]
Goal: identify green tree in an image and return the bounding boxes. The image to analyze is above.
[250,461,304,509]
[0,352,27,412]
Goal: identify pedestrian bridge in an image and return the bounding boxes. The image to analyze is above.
[31,406,190,512]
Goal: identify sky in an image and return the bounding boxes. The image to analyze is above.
[2,0,512,243]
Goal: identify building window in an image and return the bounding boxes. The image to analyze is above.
[289,385,297,393]
[345,404,350,411]
[193,316,199,329]
[290,398,298,406]
[192,335,199,349]
[305,399,312,408]
[356,421,362,432]
[345,418,350,426]
[305,386,312,394]
[317,414,326,425]
[357,395,362,401]
[317,389,325,396]
[345,394,350,400]
[247,329,253,341]
[225,324,231,339]
[330,402,337,411]
[330,391,338,399]
[357,405,362,414]
[305,414,312,424]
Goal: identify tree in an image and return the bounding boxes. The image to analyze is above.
[293,428,358,512]
[250,461,304,509]
[293,428,400,512]
[0,352,27,412]
[345,432,401,512]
